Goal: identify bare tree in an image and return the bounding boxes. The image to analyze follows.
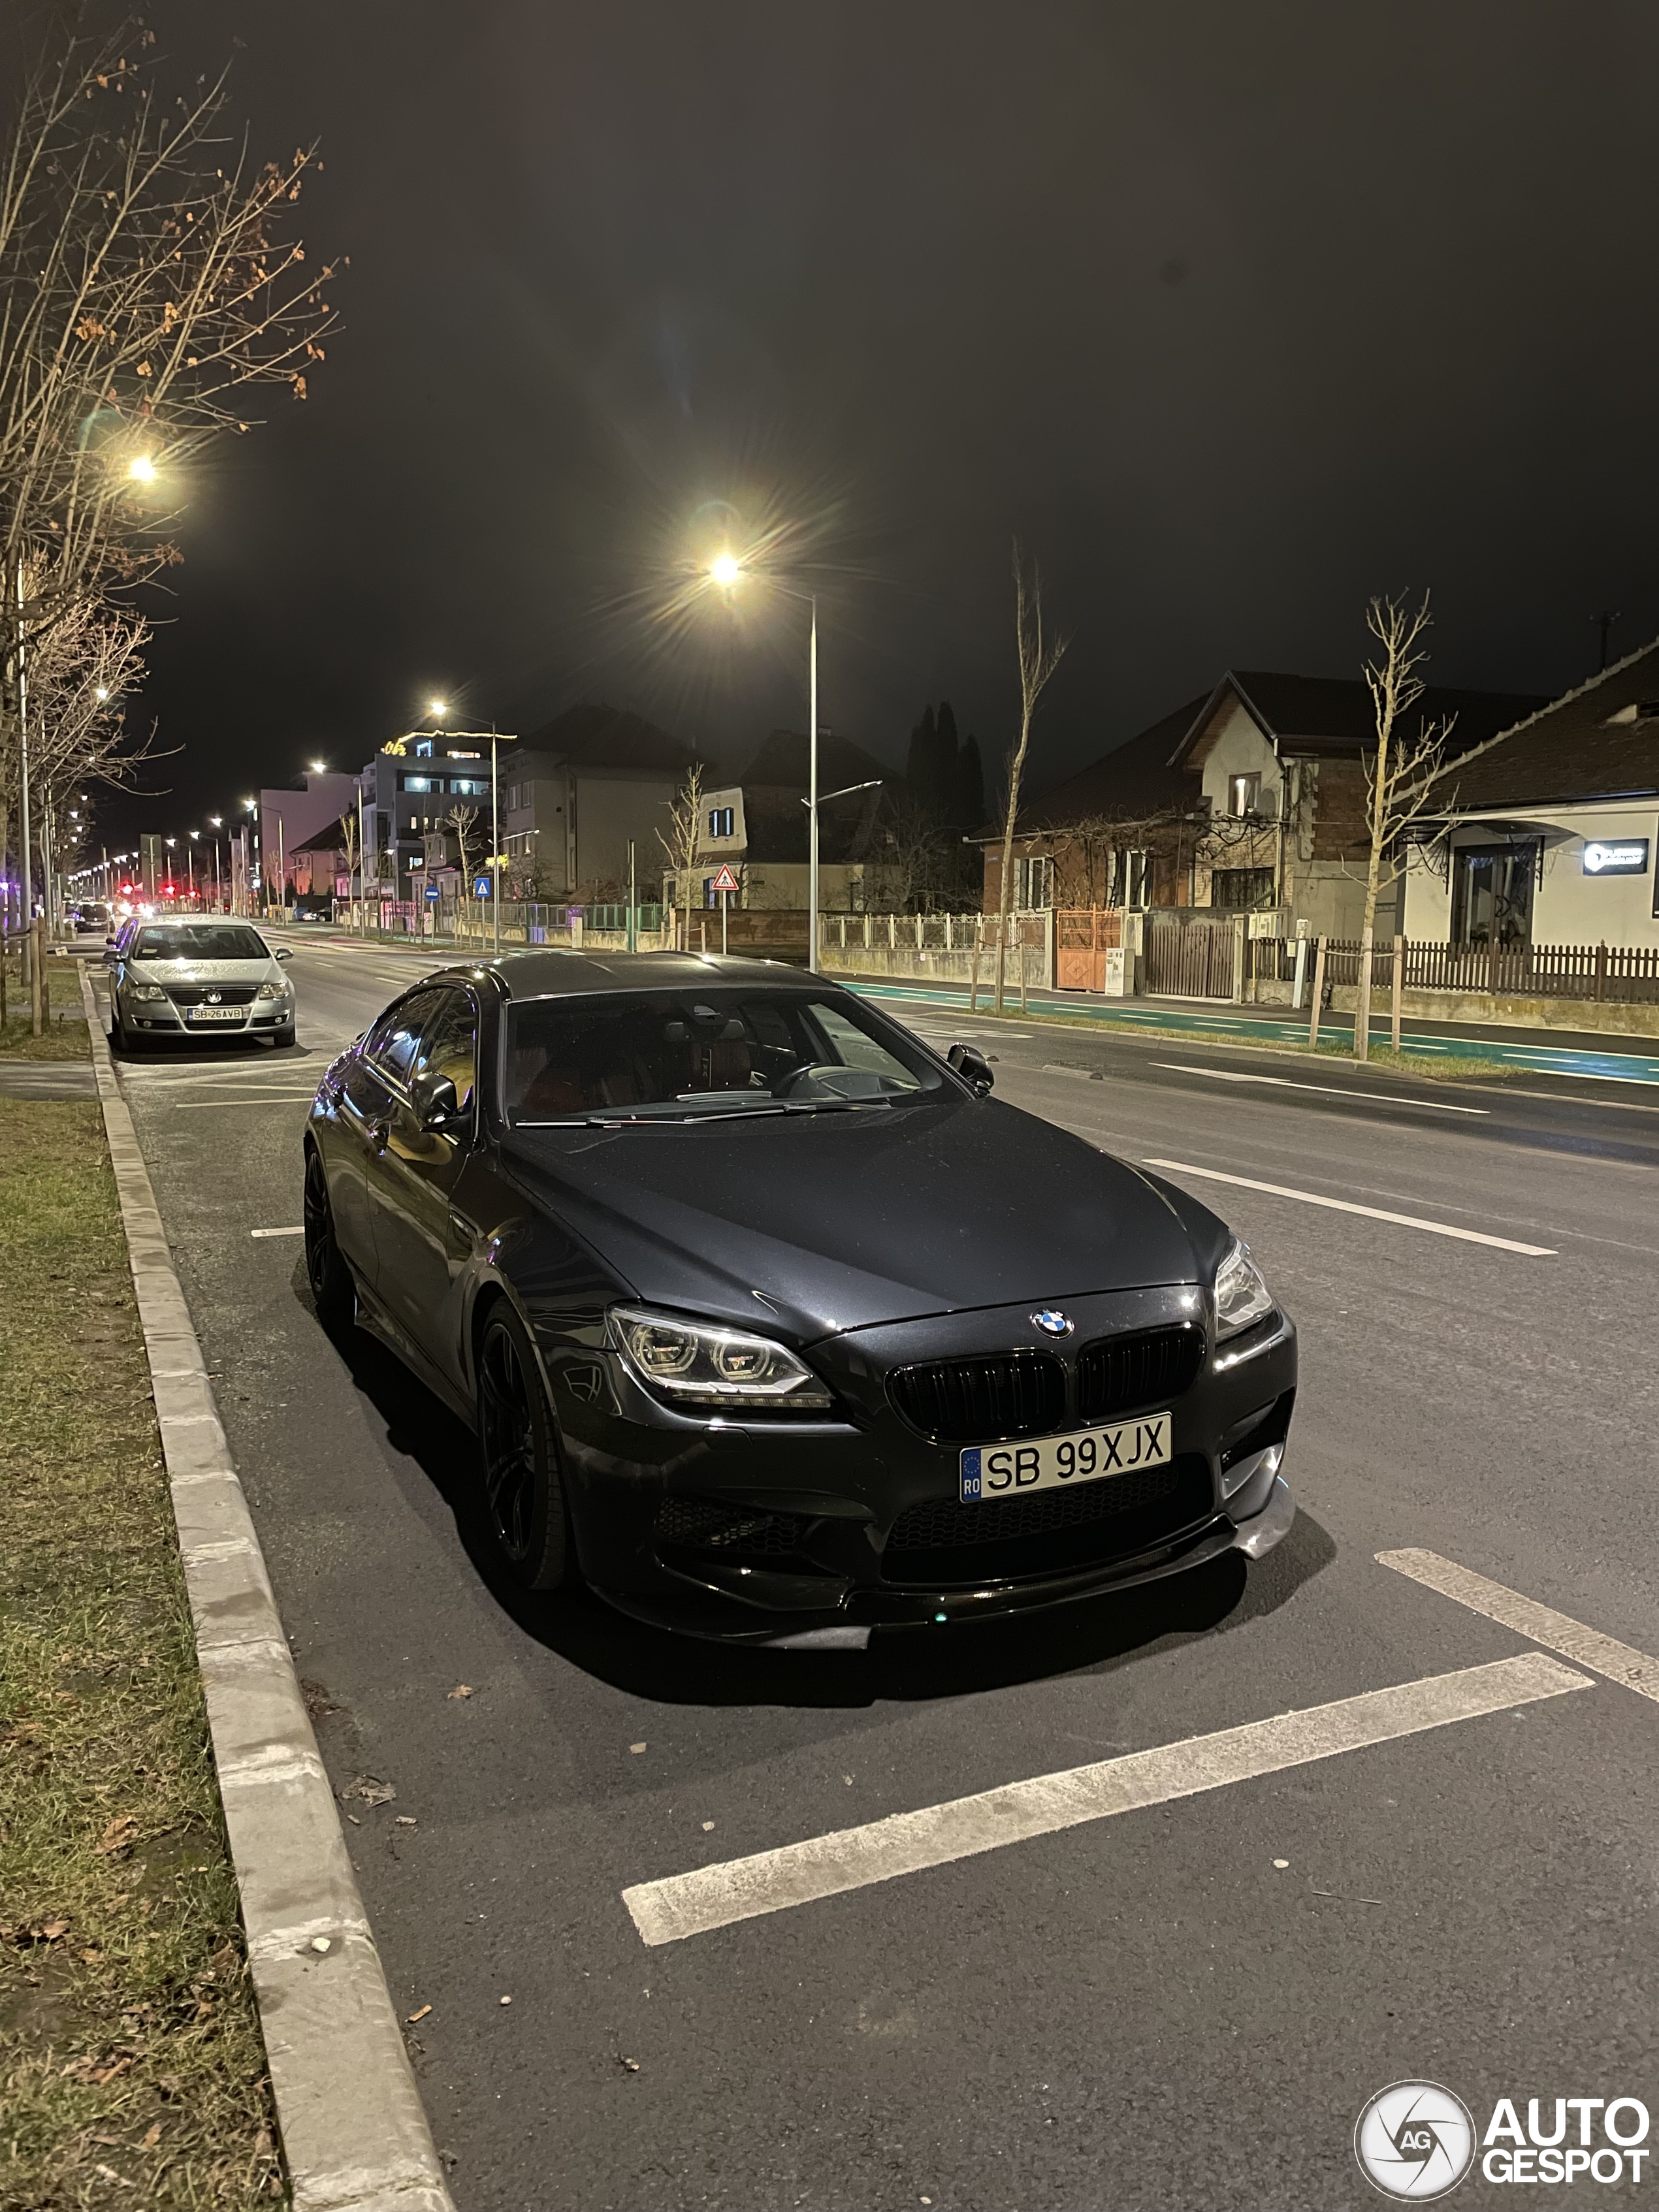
[0,14,339,938]
[0,19,339,638]
[657,763,704,952]
[1351,592,1467,1059]
[993,543,1067,1012]
[445,803,480,932]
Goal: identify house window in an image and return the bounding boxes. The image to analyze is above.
[448,778,487,797]
[1227,773,1261,818]
[1211,866,1277,910]
[707,805,735,840]
[1109,849,1150,908]
[1012,856,1052,910]
[401,776,432,793]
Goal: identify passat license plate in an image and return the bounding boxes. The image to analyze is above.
[187,1006,244,1022]
[959,1413,1172,1503]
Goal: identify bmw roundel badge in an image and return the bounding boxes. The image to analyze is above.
[1031,1309,1074,1336]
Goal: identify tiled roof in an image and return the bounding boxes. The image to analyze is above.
[1217,671,1547,757]
[1018,697,1205,830]
[1429,637,1659,809]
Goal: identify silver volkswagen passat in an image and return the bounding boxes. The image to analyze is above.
[106,920,296,1051]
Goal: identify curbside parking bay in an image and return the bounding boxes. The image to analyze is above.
[78,965,455,2212]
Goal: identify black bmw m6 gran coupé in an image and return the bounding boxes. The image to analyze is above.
[302,952,1296,1644]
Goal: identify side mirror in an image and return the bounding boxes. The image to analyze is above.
[105,935,117,948]
[946,1042,994,1097]
[274,945,293,962]
[410,1067,460,1130]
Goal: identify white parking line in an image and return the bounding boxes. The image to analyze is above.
[620,1652,1590,1945]
[250,1226,305,1239]
[1142,1158,1557,1255]
[174,1095,317,1109]
[1378,1550,1659,1704]
[1153,1064,1489,1115]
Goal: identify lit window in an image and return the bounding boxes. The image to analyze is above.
[1227,773,1261,818]
[707,805,735,839]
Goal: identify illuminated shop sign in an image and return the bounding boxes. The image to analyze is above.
[1581,840,1649,876]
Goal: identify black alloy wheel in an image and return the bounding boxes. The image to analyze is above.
[302,1147,355,1330]
[477,1304,570,1590]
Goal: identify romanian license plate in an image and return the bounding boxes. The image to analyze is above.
[187,1005,244,1022]
[959,1413,1172,1503]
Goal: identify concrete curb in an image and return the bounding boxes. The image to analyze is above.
[78,969,455,2212]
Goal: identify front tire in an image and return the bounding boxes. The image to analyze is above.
[270,1022,297,1049]
[477,1305,569,1590]
[302,1146,355,1330]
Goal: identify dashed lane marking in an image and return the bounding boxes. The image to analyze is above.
[1142,1157,1557,1255]
[620,1654,1590,1945]
[1378,1549,1659,1704]
[1152,1063,1489,1115]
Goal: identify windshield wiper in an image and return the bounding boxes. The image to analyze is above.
[516,1097,892,1129]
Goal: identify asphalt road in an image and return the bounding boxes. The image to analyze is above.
[98,937,1659,2210]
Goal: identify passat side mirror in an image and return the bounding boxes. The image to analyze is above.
[274,945,293,963]
[410,1067,461,1130]
[946,1042,994,1097]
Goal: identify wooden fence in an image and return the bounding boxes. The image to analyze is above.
[1311,938,1659,1004]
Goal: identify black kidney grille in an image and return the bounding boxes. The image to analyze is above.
[654,1494,811,1558]
[882,1454,1215,1587]
[1076,1322,1204,1422]
[888,1353,1065,1442]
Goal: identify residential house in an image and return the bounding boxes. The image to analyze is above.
[1402,638,1659,950]
[498,705,700,902]
[990,670,1544,936]
[258,771,362,901]
[675,730,896,912]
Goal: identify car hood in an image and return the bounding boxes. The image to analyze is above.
[128,959,276,982]
[501,1096,1219,1343]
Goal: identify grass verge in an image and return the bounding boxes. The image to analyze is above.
[1,955,92,1060]
[0,1098,282,2208]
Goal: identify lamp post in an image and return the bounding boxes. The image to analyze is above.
[709,555,822,971]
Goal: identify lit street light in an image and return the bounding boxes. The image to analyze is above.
[710,553,823,971]
[128,454,157,483]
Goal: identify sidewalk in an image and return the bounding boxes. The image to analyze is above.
[839,977,1659,1086]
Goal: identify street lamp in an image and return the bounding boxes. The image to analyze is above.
[711,554,822,971]
[128,454,157,483]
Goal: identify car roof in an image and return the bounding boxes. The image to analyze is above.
[423,950,820,1001]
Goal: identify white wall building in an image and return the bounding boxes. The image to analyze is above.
[1402,642,1659,951]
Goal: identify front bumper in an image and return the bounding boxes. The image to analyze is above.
[122,993,291,1035]
[538,1286,1299,1644]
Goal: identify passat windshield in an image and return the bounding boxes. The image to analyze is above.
[132,925,271,961]
[506,988,947,1123]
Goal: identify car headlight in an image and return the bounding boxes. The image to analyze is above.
[1213,1238,1276,1340]
[126,981,168,1001]
[255,978,291,1001]
[610,1306,833,1411]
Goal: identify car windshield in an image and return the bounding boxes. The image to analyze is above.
[132,925,270,961]
[506,987,946,1123]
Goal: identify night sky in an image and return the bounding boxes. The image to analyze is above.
[103,0,1659,846]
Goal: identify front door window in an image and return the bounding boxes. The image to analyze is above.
[1451,842,1538,947]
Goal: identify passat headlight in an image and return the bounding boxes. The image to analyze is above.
[1213,1238,1276,1340]
[610,1306,833,1411]
[255,978,291,1001]
[126,980,168,1001]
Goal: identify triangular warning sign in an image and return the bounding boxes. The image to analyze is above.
[709,864,740,894]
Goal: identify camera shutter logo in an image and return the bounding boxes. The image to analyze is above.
[1355,2081,1476,2200]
